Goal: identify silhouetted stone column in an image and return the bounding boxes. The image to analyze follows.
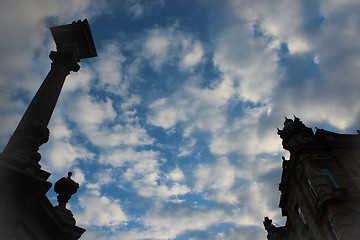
[2,20,97,161]
[2,50,80,158]
[0,19,96,240]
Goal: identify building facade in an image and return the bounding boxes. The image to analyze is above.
[264,117,360,240]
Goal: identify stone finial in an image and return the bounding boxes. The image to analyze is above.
[54,172,79,209]
[264,217,275,231]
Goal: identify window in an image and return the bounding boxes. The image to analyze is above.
[297,206,307,225]
[329,222,341,240]
[307,178,318,198]
[321,168,341,189]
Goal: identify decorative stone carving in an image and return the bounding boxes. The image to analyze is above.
[263,217,286,240]
[277,116,306,139]
[49,50,80,73]
[3,122,49,162]
[277,116,314,151]
[54,172,79,210]
[53,172,80,226]
[263,216,275,231]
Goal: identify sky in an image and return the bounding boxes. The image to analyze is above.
[1,0,360,239]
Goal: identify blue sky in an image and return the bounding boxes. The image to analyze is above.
[1,0,360,239]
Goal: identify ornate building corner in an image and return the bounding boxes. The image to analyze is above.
[265,116,360,240]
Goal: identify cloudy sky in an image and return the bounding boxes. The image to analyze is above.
[1,0,360,239]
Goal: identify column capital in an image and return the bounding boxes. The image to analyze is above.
[49,50,80,72]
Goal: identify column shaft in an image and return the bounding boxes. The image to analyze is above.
[2,51,79,156]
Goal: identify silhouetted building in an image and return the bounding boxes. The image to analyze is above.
[264,116,360,240]
[0,20,97,240]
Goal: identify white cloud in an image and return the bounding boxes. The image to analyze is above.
[142,203,225,239]
[72,168,87,186]
[86,168,116,190]
[177,137,196,157]
[127,0,145,18]
[70,94,116,125]
[167,167,185,181]
[134,180,191,199]
[75,190,128,228]
[213,0,360,133]
[63,64,95,93]
[148,82,282,158]
[209,106,282,156]
[145,30,170,55]
[124,157,191,200]
[138,201,275,240]
[180,41,204,69]
[99,148,158,167]
[0,0,108,91]
[194,157,237,204]
[229,0,310,53]
[213,22,280,103]
[99,148,191,200]
[147,76,234,135]
[124,0,165,18]
[55,42,155,149]
[82,201,271,240]
[143,28,171,69]
[141,24,205,71]
[41,116,94,174]
[62,91,152,148]
[95,42,128,95]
